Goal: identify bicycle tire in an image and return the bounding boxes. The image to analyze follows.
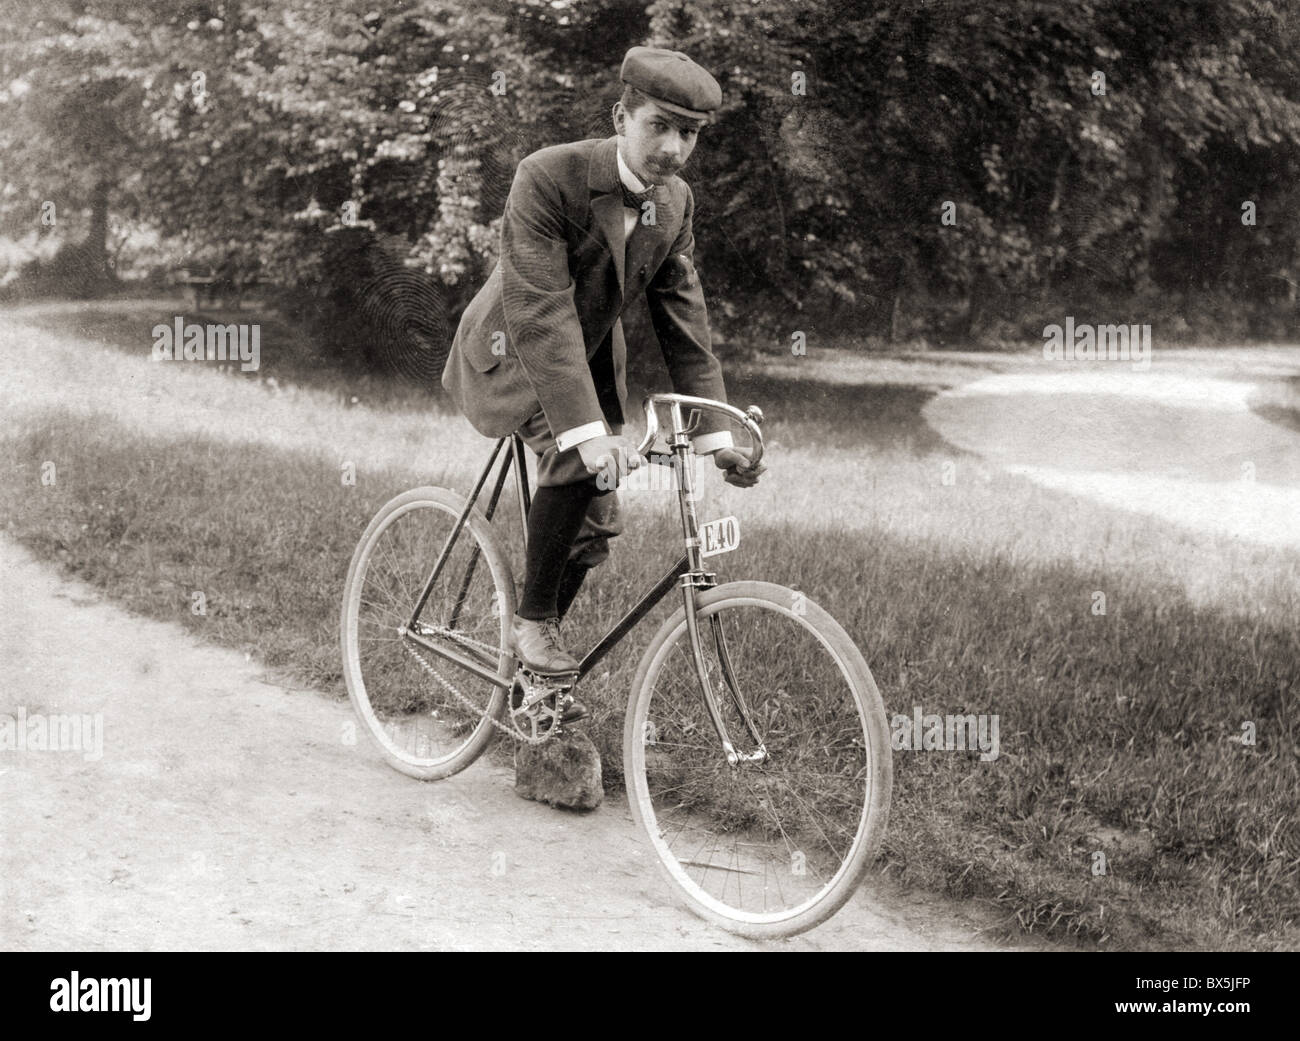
[341,486,515,780]
[622,580,892,938]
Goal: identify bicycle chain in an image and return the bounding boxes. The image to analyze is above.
[401,628,563,747]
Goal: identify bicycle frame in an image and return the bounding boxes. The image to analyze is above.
[401,394,769,764]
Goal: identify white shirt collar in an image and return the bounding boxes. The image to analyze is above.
[615,143,649,193]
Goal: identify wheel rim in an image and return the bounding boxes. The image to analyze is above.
[631,597,878,926]
[344,499,509,770]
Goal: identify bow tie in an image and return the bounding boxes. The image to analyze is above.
[621,183,657,210]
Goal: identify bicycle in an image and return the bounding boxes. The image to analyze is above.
[340,392,892,938]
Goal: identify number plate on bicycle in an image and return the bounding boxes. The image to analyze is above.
[699,516,740,557]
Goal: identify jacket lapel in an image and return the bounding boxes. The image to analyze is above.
[588,136,627,295]
[591,195,627,294]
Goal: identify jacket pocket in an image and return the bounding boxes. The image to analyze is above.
[464,326,509,372]
[467,341,503,372]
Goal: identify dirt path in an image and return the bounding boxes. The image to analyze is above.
[924,360,1300,549]
[0,534,1037,951]
[0,303,1055,950]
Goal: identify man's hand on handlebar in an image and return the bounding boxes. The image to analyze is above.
[577,434,645,490]
[711,446,766,488]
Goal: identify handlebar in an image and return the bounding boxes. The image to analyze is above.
[634,393,765,470]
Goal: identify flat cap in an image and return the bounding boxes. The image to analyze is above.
[620,46,722,121]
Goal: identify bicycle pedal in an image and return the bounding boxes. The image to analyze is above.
[516,667,576,694]
[517,664,579,682]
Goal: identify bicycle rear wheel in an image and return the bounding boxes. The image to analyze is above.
[623,580,891,938]
[341,486,515,780]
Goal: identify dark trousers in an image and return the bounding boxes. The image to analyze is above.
[513,345,624,619]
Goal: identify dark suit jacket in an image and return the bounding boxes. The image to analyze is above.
[440,133,729,443]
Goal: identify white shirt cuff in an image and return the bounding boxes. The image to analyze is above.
[692,430,734,455]
[555,420,609,454]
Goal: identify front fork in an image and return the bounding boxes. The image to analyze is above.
[680,581,767,766]
[668,407,766,767]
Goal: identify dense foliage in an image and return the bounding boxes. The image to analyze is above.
[3,0,1299,350]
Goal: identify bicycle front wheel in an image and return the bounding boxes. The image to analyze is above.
[623,580,892,938]
[341,486,515,780]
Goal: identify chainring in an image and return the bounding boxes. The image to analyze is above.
[507,668,578,743]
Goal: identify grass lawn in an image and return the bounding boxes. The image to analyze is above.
[1,298,1297,949]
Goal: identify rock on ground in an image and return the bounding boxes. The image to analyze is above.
[514,729,603,810]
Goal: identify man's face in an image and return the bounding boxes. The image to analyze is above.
[614,99,703,185]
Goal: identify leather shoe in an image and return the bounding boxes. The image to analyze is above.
[510,615,580,674]
[556,696,589,724]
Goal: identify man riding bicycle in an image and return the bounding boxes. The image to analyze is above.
[440,45,764,719]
